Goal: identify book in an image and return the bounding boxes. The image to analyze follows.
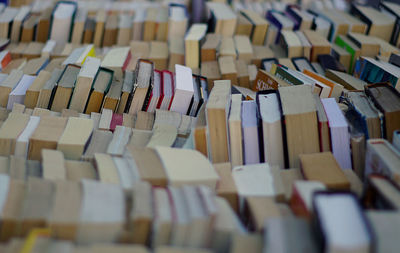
[0,69,23,107]
[28,115,68,160]
[234,35,253,64]
[102,80,122,112]
[42,149,66,180]
[184,24,207,69]
[365,83,400,142]
[126,59,153,115]
[241,101,260,165]
[206,80,231,163]
[107,125,131,156]
[228,94,243,167]
[149,41,168,70]
[367,210,400,252]
[313,94,331,152]
[77,180,125,244]
[290,180,326,218]
[84,67,113,114]
[280,30,303,58]
[206,2,237,37]
[49,1,77,43]
[152,187,173,247]
[0,113,30,156]
[57,117,93,160]
[100,47,130,81]
[313,192,374,253]
[49,64,80,112]
[14,115,40,158]
[170,65,194,115]
[201,33,221,62]
[6,74,36,110]
[168,37,185,72]
[303,30,331,62]
[155,146,219,189]
[300,152,350,190]
[240,10,269,45]
[264,217,319,253]
[258,92,284,169]
[36,68,62,109]
[324,69,366,90]
[321,98,352,169]
[365,139,400,185]
[278,85,319,168]
[351,4,395,42]
[82,129,113,161]
[117,70,134,114]
[218,56,237,86]
[10,6,30,43]
[168,4,188,40]
[232,163,285,203]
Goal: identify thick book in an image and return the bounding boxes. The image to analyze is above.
[84,67,113,114]
[170,64,194,115]
[49,1,77,43]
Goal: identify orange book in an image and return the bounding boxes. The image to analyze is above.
[0,51,11,69]
[302,69,335,97]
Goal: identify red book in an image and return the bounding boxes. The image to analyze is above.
[110,113,123,132]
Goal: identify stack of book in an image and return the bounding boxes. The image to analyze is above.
[0,0,399,252]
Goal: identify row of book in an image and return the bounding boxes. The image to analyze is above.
[0,1,189,46]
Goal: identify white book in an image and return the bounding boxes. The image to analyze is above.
[14,116,40,158]
[314,193,372,253]
[259,93,284,169]
[321,98,352,169]
[7,74,36,110]
[62,47,85,66]
[170,64,194,115]
[152,187,173,247]
[50,2,76,43]
[241,100,260,165]
[169,186,190,247]
[41,40,57,58]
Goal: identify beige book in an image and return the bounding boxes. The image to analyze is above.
[127,146,168,187]
[218,56,237,86]
[300,152,350,190]
[234,35,253,64]
[24,70,51,109]
[102,15,118,47]
[155,7,169,41]
[246,196,289,231]
[14,7,34,42]
[49,181,81,240]
[155,146,219,189]
[135,111,155,130]
[98,108,113,131]
[214,163,238,212]
[28,116,68,160]
[42,149,66,180]
[235,13,253,37]
[241,10,269,45]
[153,109,182,129]
[201,33,221,62]
[44,57,66,72]
[228,94,243,167]
[280,168,304,201]
[0,156,9,174]
[123,113,135,128]
[279,85,320,168]
[22,42,45,60]
[107,125,131,156]
[129,181,153,244]
[149,41,168,70]
[102,80,122,112]
[57,117,94,160]
[219,37,236,58]
[100,46,130,80]
[251,45,274,68]
[69,57,100,113]
[0,113,30,156]
[347,32,380,58]
[10,42,27,59]
[89,244,150,253]
[303,30,331,62]
[206,80,231,163]
[236,60,250,88]
[185,24,207,69]
[128,129,152,148]
[168,37,185,72]
[152,188,173,247]
[20,178,54,236]
[192,105,208,156]
[0,69,23,107]
[94,153,120,185]
[168,6,188,40]
[230,234,263,253]
[117,14,132,46]
[147,124,177,148]
[201,61,221,90]
[81,129,113,161]
[71,8,87,44]
[206,2,236,36]
[93,10,107,47]
[155,247,212,253]
[61,109,78,118]
[281,30,303,58]
[21,57,48,75]
[35,69,62,109]
[2,58,27,74]
[0,179,25,241]
[66,160,97,181]
[143,8,157,41]
[9,155,26,180]
[77,180,125,244]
